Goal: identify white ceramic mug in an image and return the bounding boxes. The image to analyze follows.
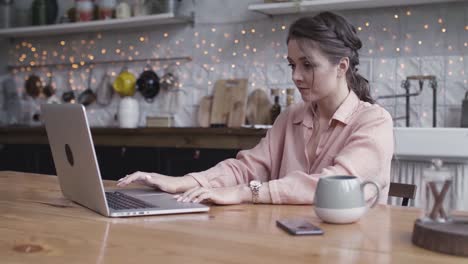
[314,175,380,224]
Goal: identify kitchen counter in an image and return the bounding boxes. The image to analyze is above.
[0,126,267,150]
[3,127,468,160]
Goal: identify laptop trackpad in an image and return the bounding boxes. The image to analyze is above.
[116,188,177,204]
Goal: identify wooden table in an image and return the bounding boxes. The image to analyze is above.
[1,171,466,263]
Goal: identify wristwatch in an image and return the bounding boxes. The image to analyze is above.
[249,180,262,203]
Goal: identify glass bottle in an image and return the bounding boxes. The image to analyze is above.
[421,159,454,223]
[270,95,281,124]
[286,88,295,107]
[0,0,13,29]
[32,0,47,25]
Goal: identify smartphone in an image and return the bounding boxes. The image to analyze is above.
[276,218,324,236]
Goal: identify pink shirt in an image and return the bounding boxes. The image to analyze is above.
[189,91,394,204]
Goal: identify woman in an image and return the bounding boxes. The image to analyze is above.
[118,12,394,205]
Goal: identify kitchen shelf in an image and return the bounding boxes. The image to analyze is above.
[248,0,464,16]
[0,12,193,39]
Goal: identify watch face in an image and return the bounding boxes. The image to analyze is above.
[250,180,262,188]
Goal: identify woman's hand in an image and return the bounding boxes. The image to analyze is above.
[117,171,200,194]
[174,185,252,205]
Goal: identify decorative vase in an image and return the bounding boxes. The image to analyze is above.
[118,97,139,128]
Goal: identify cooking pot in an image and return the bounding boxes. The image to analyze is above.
[136,66,160,102]
[160,65,179,91]
[25,74,42,98]
[113,68,136,97]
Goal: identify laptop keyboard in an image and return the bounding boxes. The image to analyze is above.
[105,192,157,210]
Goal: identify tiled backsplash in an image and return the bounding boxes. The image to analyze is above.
[1,0,466,127]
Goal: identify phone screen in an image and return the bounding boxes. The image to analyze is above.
[276,219,324,236]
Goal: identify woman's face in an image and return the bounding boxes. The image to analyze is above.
[287,39,341,103]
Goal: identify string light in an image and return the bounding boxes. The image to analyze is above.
[7,8,463,130]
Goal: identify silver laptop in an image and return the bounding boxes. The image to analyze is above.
[41,103,209,217]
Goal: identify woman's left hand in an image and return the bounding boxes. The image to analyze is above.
[174,185,252,205]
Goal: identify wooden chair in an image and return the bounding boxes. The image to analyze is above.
[389,182,417,206]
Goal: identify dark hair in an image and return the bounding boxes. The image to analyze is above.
[287,12,374,104]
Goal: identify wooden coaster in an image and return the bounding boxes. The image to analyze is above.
[412,219,468,256]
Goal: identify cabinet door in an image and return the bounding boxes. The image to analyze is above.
[95,146,161,181]
[0,144,39,173]
[162,148,239,176]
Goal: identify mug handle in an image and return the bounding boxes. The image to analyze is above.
[361,180,380,208]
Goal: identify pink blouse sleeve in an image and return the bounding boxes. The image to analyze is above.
[187,109,290,188]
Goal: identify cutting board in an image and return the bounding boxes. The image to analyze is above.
[210,79,248,128]
[197,96,213,127]
[246,89,272,125]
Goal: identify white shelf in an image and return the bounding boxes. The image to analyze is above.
[248,0,465,16]
[0,12,193,39]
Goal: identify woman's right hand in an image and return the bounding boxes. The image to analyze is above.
[116,171,200,194]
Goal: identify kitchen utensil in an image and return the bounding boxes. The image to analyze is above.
[246,89,272,125]
[160,64,180,91]
[62,90,75,103]
[97,0,115,20]
[136,65,160,102]
[25,74,42,98]
[42,72,55,98]
[75,0,93,22]
[133,0,150,16]
[152,0,180,15]
[32,0,57,25]
[113,67,136,97]
[78,68,97,106]
[96,71,114,106]
[32,0,47,25]
[45,0,58,24]
[0,0,13,28]
[115,1,131,19]
[197,95,212,127]
[210,79,248,128]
